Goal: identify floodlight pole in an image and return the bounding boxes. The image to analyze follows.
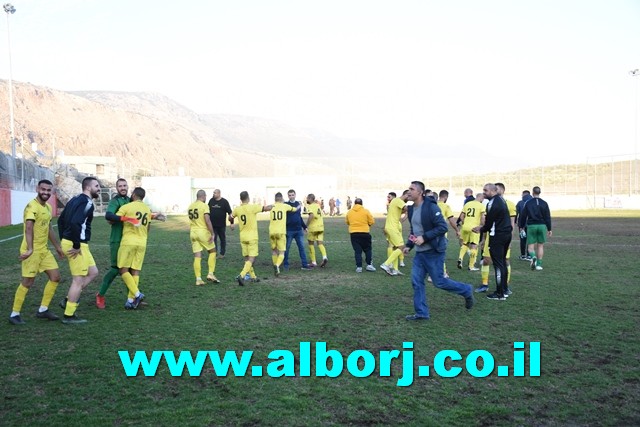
[631,69,639,194]
[4,3,15,159]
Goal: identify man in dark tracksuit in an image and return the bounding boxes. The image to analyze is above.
[207,189,233,258]
[515,190,533,260]
[474,183,512,301]
[283,189,311,270]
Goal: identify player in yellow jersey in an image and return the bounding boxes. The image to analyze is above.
[458,193,486,271]
[476,183,516,295]
[269,192,299,276]
[9,180,65,325]
[115,187,152,309]
[380,191,409,276]
[437,190,461,278]
[305,194,328,267]
[231,191,273,285]
[188,190,219,286]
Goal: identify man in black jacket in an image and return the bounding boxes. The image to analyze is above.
[518,186,552,271]
[473,183,512,301]
[207,189,233,258]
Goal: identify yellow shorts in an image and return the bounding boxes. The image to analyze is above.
[270,233,286,251]
[460,229,480,246]
[61,239,96,277]
[21,250,59,278]
[241,239,259,257]
[117,244,147,270]
[190,229,215,253]
[307,230,324,242]
[384,227,404,247]
[483,237,511,259]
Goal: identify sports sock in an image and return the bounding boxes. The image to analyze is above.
[193,257,202,279]
[536,258,542,267]
[272,254,278,265]
[276,253,285,267]
[385,248,402,268]
[399,252,405,264]
[240,261,252,277]
[121,272,140,297]
[308,245,316,263]
[318,244,327,259]
[40,280,59,309]
[469,248,478,268]
[507,264,512,283]
[529,251,536,259]
[99,267,119,296]
[64,301,79,317]
[458,244,468,262]
[208,253,216,274]
[12,284,29,313]
[481,264,490,285]
[249,267,256,279]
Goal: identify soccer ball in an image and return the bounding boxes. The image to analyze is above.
[244,273,251,281]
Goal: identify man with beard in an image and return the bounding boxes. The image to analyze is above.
[9,180,65,325]
[57,177,103,323]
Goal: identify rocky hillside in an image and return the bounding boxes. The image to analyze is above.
[0,81,329,180]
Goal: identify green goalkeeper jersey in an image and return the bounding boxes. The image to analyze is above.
[107,195,131,243]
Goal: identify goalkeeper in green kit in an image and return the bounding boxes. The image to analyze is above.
[96,178,164,309]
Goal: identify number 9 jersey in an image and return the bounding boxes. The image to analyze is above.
[116,200,152,246]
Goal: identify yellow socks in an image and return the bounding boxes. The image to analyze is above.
[64,301,79,317]
[276,253,285,267]
[12,284,29,313]
[309,245,316,263]
[507,264,511,284]
[469,248,478,268]
[193,257,202,279]
[240,261,252,277]
[481,264,490,285]
[208,253,216,274]
[458,244,468,262]
[122,272,140,298]
[318,244,327,259]
[40,280,59,309]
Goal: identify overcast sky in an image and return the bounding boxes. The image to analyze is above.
[3,0,640,169]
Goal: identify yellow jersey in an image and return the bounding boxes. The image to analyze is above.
[269,202,296,235]
[306,202,324,232]
[232,203,264,241]
[385,197,405,230]
[188,200,210,232]
[21,199,52,252]
[437,201,454,220]
[117,200,152,246]
[461,200,486,230]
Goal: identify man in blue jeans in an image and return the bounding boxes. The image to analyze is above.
[403,181,475,320]
[283,189,312,270]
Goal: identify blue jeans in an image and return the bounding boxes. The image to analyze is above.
[411,251,473,318]
[284,229,309,268]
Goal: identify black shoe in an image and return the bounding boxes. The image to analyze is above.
[530,257,537,271]
[9,315,26,325]
[236,275,245,286]
[133,292,145,309]
[58,297,68,309]
[457,260,462,269]
[405,314,429,321]
[486,292,506,301]
[36,310,60,321]
[252,278,261,283]
[61,314,88,324]
[465,295,475,309]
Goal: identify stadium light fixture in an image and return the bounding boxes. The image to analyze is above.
[4,3,16,159]
[631,69,639,193]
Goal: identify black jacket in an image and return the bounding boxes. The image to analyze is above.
[480,195,512,236]
[518,197,552,231]
[58,193,94,249]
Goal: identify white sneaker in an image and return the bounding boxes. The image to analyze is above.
[356,267,363,273]
[535,266,543,271]
[469,267,480,272]
[392,269,403,276]
[366,264,376,272]
[427,276,433,283]
[399,261,405,267]
[380,264,393,275]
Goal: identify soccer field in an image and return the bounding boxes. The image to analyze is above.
[1,213,639,426]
